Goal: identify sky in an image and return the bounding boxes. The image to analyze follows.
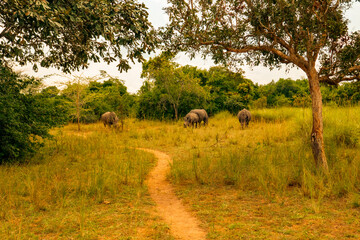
[15,1,360,93]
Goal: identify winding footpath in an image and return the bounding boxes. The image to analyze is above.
[137,148,207,240]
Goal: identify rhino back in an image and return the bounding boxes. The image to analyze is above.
[190,109,208,122]
[101,112,111,122]
[184,112,199,123]
[237,109,251,121]
[189,112,199,122]
[101,112,118,125]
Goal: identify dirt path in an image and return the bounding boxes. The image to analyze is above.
[137,148,207,240]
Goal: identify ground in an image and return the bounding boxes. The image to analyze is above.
[1,107,360,239]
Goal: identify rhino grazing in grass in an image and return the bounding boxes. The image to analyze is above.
[183,112,200,128]
[237,109,251,129]
[190,109,208,126]
[185,109,208,127]
[101,112,119,128]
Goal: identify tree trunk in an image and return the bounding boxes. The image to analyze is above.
[76,90,80,131]
[173,104,178,121]
[307,68,328,171]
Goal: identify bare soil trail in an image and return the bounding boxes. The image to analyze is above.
[137,148,207,240]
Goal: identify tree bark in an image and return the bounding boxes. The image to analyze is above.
[173,104,178,121]
[307,68,328,171]
[76,90,80,131]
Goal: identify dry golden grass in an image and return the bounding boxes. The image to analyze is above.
[0,124,174,239]
[1,106,359,239]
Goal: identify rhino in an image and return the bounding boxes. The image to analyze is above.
[101,112,119,128]
[183,112,200,128]
[237,109,251,129]
[189,109,209,127]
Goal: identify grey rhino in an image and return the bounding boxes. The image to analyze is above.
[237,109,251,129]
[183,112,200,128]
[189,109,209,127]
[101,112,119,128]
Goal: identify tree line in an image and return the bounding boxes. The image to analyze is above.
[2,55,359,162]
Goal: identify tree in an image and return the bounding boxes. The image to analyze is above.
[141,53,207,120]
[0,0,156,162]
[253,78,310,107]
[0,66,68,162]
[136,81,167,119]
[61,76,95,131]
[41,86,61,97]
[95,72,135,130]
[0,0,157,72]
[205,66,254,114]
[164,0,360,170]
[58,74,135,127]
[340,81,360,105]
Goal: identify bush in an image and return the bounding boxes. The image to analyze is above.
[0,65,67,162]
[224,94,249,114]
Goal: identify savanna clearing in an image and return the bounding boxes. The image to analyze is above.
[1,107,360,239]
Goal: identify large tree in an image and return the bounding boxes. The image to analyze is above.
[0,0,156,162]
[0,0,157,72]
[141,53,207,120]
[164,0,360,170]
[61,76,94,131]
[204,66,254,114]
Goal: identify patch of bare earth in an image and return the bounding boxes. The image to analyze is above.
[138,148,207,240]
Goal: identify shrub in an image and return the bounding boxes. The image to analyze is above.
[0,65,67,162]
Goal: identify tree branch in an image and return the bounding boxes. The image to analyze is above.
[349,65,360,72]
[198,40,308,71]
[319,74,359,85]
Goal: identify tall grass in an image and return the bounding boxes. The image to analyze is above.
[324,106,360,148]
[251,107,297,123]
[171,107,360,202]
[0,124,163,239]
[0,107,359,238]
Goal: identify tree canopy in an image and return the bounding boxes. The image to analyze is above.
[0,0,156,162]
[164,0,359,81]
[138,53,207,120]
[0,0,157,72]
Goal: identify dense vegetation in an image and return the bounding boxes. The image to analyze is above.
[0,65,68,162]
[2,0,360,168]
[1,108,359,239]
[1,61,359,162]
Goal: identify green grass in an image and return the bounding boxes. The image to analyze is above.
[1,106,360,239]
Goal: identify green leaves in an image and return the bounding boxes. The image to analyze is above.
[138,53,208,119]
[138,54,255,118]
[0,65,68,162]
[163,0,359,83]
[204,66,253,114]
[0,0,158,73]
[319,31,360,85]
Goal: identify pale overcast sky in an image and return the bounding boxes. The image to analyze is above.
[15,1,360,93]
